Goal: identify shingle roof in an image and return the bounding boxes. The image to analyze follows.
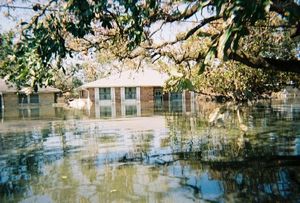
[80,68,169,88]
[0,79,61,93]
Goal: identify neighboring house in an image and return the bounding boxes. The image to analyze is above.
[0,79,61,118]
[78,69,196,117]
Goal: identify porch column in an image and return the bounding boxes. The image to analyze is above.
[120,87,125,103]
[137,102,141,116]
[111,87,116,118]
[111,87,115,103]
[136,87,141,103]
[95,88,99,104]
[120,87,126,116]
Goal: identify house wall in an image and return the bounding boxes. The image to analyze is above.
[114,87,121,116]
[39,93,55,105]
[87,85,196,117]
[89,88,95,102]
[1,92,58,119]
[140,87,154,115]
[2,93,18,110]
[185,90,191,112]
[81,88,95,102]
[3,92,57,107]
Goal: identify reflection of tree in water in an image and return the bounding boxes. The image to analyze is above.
[204,159,300,202]
[1,101,300,202]
[0,121,80,202]
[152,102,300,201]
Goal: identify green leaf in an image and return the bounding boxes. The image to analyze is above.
[198,63,205,75]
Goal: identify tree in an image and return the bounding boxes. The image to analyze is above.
[0,0,299,89]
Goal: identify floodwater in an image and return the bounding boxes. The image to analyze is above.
[1,99,300,202]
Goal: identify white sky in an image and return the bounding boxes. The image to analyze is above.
[0,0,44,33]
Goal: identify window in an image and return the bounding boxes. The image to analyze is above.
[19,108,29,118]
[31,108,40,117]
[125,105,137,116]
[170,92,183,112]
[100,106,112,117]
[99,88,111,100]
[18,94,28,104]
[18,93,40,104]
[125,87,136,100]
[170,92,182,101]
[30,93,39,104]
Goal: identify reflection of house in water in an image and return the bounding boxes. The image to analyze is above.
[78,69,196,118]
[0,79,60,119]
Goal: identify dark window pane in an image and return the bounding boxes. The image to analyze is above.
[125,87,136,100]
[100,106,112,117]
[170,92,183,112]
[31,108,40,117]
[99,88,111,100]
[125,105,137,116]
[19,109,29,118]
[170,92,182,101]
[18,94,28,104]
[30,94,39,104]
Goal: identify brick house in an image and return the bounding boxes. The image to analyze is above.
[79,69,196,118]
[0,79,60,118]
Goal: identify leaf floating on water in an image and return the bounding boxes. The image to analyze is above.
[61,176,68,179]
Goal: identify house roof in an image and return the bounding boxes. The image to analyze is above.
[0,79,61,93]
[80,68,170,88]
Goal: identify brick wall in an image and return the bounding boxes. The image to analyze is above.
[114,87,121,115]
[140,87,154,103]
[115,87,121,103]
[140,87,154,115]
[185,91,191,112]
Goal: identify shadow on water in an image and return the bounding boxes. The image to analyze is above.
[1,98,300,202]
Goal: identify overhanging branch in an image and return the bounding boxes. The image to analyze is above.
[229,51,300,73]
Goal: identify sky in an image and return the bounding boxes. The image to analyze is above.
[0,0,209,41]
[0,0,211,79]
[0,0,43,33]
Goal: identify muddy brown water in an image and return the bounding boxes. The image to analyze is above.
[1,99,300,202]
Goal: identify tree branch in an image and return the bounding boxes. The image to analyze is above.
[229,51,300,73]
[184,16,221,40]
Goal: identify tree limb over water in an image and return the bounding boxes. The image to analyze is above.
[0,0,299,89]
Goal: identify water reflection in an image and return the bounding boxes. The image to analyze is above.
[0,99,300,202]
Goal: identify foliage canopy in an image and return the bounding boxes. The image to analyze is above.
[0,0,299,93]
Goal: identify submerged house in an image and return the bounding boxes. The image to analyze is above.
[79,69,196,117]
[0,79,60,118]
